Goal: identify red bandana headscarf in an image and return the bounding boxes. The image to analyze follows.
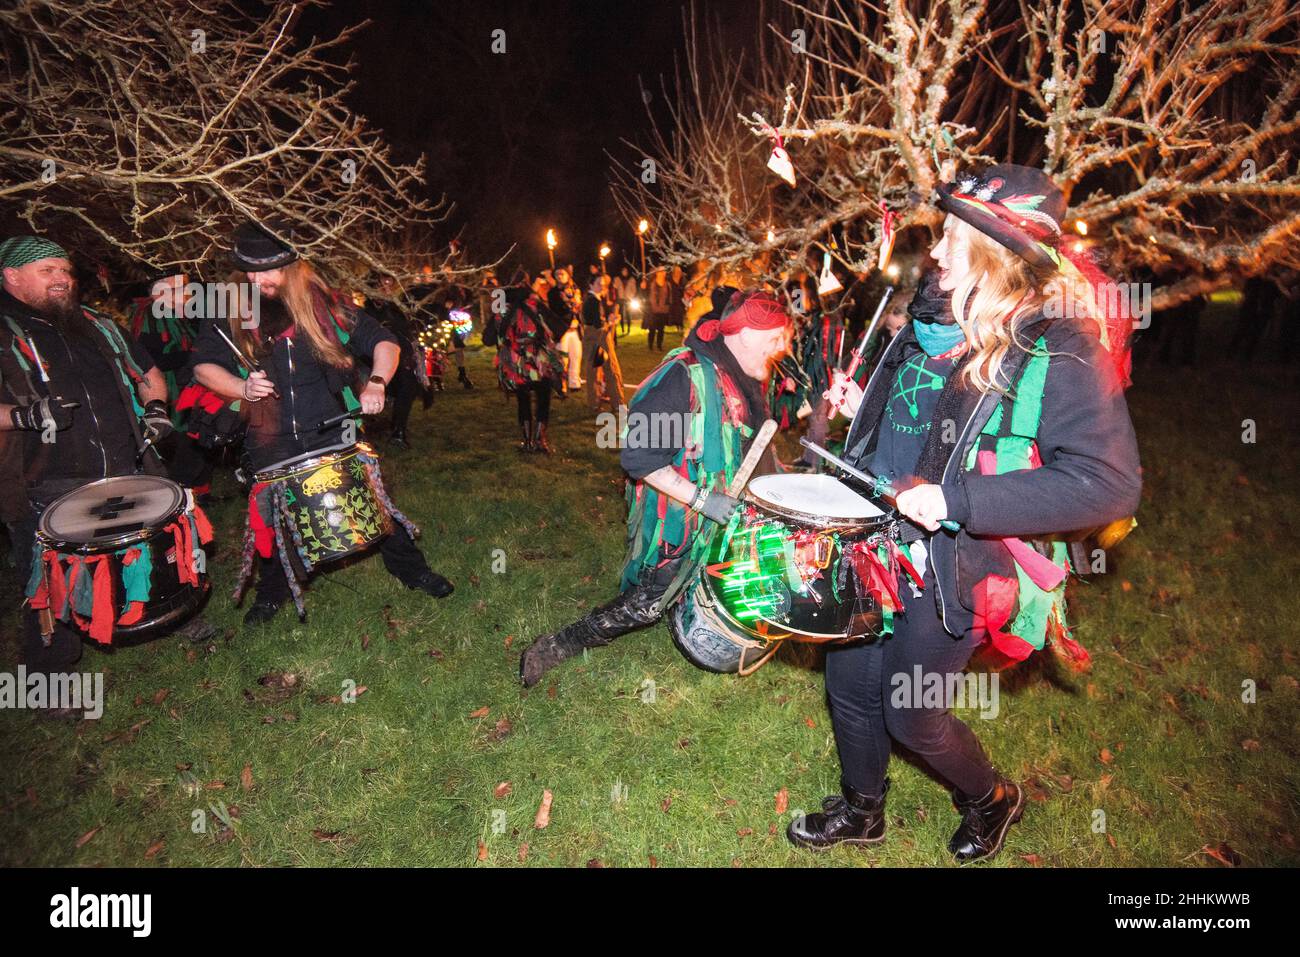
[696,290,791,341]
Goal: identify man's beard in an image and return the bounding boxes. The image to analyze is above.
[34,286,83,325]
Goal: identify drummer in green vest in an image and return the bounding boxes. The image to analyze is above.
[519,289,792,688]
[797,164,1142,862]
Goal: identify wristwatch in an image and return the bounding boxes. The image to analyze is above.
[368,374,387,387]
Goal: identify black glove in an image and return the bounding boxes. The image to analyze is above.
[696,488,740,526]
[141,398,174,442]
[10,395,77,431]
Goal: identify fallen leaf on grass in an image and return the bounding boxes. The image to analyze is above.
[518,843,529,862]
[428,648,444,660]
[546,685,557,699]
[240,764,254,791]
[1099,747,1113,765]
[144,839,165,860]
[361,634,371,651]
[804,717,816,729]
[468,706,490,719]
[737,827,753,837]
[1019,853,1042,866]
[1098,774,1113,790]
[494,782,513,799]
[534,789,553,829]
[1201,842,1241,867]
[648,854,657,868]
[504,634,514,649]
[477,840,488,861]
[488,717,513,742]
[775,788,788,814]
[75,825,102,848]
[312,829,343,842]
[586,858,603,868]
[152,688,170,705]
[1107,833,1118,849]
[661,797,671,813]
[206,780,226,790]
[1241,739,1261,752]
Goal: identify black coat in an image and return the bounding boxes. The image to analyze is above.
[844,311,1142,634]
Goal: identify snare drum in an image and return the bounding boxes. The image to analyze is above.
[669,473,894,674]
[253,443,392,568]
[28,475,212,644]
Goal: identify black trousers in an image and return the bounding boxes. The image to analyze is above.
[254,523,433,605]
[6,510,84,675]
[823,564,997,800]
[515,380,552,425]
[389,367,419,435]
[647,314,667,350]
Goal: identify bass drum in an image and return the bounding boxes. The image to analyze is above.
[668,574,781,676]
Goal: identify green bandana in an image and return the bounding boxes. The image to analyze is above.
[0,236,70,270]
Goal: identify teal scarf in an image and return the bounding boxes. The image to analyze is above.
[913,318,966,357]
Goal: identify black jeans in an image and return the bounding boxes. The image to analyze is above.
[515,380,551,425]
[6,510,84,675]
[823,564,997,800]
[254,523,433,604]
[648,314,667,350]
[389,366,419,435]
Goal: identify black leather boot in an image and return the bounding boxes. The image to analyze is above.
[518,421,534,453]
[787,778,889,850]
[519,585,663,687]
[534,421,552,455]
[948,776,1024,862]
[519,618,599,687]
[459,367,474,390]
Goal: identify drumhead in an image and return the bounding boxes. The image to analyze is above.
[256,441,371,481]
[747,473,884,522]
[38,475,185,548]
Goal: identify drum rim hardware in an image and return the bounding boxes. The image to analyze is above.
[36,475,186,551]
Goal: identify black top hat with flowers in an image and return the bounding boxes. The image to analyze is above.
[229,220,299,272]
[935,163,1066,270]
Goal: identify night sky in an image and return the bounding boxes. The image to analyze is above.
[300,0,763,275]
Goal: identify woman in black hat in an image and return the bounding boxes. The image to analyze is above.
[791,165,1142,862]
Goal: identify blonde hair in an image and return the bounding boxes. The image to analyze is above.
[947,220,1092,394]
[231,260,353,369]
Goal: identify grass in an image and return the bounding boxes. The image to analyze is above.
[1,306,1297,867]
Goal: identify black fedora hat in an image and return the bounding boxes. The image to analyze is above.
[229,220,298,272]
[935,163,1066,270]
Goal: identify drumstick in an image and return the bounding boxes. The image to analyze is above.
[726,418,778,498]
[844,285,894,376]
[215,326,282,400]
[798,437,960,532]
[313,409,364,432]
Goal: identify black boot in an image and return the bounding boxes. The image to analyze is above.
[519,618,599,688]
[459,367,474,390]
[243,599,284,627]
[534,421,552,455]
[519,585,663,687]
[390,429,410,450]
[518,421,534,453]
[948,776,1024,863]
[787,778,889,850]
